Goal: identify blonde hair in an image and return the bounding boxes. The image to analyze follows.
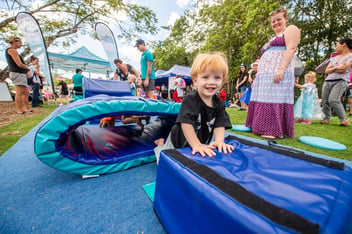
[304,71,316,83]
[190,52,229,82]
[270,7,288,19]
[127,74,136,83]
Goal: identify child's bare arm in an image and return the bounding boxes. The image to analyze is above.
[294,83,304,89]
[181,123,216,157]
[209,127,234,153]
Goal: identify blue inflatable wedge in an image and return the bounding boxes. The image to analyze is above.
[154,135,352,233]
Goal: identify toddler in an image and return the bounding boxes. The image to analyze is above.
[154,52,234,163]
[127,74,137,96]
[294,71,324,124]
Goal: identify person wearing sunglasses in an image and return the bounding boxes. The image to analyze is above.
[5,36,32,114]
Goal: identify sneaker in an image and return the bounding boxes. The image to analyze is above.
[301,120,311,124]
[320,119,329,124]
[340,119,350,126]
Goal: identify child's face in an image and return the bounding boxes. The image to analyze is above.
[128,77,135,83]
[194,68,223,99]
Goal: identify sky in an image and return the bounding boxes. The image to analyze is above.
[48,0,194,78]
[0,0,194,78]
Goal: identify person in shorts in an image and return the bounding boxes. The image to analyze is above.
[135,39,155,99]
[5,36,32,114]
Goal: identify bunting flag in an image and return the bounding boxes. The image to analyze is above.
[95,22,119,76]
[15,12,55,95]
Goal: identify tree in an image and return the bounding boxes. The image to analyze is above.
[200,0,279,78]
[154,0,280,96]
[0,0,158,81]
[288,0,352,69]
[154,0,351,97]
[153,15,196,70]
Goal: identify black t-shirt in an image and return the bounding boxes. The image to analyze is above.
[251,70,257,80]
[58,81,68,94]
[171,91,232,148]
[238,71,249,88]
[249,70,257,85]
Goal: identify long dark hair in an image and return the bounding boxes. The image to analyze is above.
[339,38,352,50]
[237,66,247,77]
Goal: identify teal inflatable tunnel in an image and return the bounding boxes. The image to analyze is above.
[34,95,180,175]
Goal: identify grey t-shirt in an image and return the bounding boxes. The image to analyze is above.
[325,53,352,82]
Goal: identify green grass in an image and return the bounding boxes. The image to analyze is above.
[0,104,57,156]
[1,104,351,162]
[227,108,352,161]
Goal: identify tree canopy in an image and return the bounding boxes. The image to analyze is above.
[153,0,352,87]
[0,0,158,80]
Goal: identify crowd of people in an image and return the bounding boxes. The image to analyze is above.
[5,7,351,147]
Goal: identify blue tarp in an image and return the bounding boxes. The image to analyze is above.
[155,65,192,86]
[83,78,132,98]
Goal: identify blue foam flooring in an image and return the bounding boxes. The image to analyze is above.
[0,126,165,233]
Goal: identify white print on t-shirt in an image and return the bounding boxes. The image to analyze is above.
[207,118,215,133]
[196,114,201,131]
[196,114,215,133]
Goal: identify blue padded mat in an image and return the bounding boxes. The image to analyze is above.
[299,136,347,151]
[154,135,352,233]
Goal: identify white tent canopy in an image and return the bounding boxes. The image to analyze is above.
[48,47,113,76]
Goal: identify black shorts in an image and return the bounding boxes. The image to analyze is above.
[74,87,83,93]
[142,79,155,91]
[61,90,69,96]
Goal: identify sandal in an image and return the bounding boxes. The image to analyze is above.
[17,111,25,114]
[24,110,33,113]
[320,119,329,124]
[340,119,350,126]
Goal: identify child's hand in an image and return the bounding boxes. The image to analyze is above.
[209,141,234,154]
[192,144,216,157]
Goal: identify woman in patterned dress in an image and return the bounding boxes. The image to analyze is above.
[245,7,301,139]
